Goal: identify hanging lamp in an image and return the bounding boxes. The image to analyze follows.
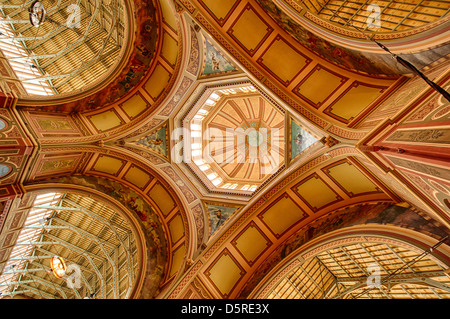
[50,256,67,279]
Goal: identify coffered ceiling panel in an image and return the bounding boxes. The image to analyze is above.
[231,221,271,266]
[323,160,380,197]
[293,173,342,213]
[204,248,245,298]
[258,193,307,238]
[294,65,348,108]
[227,4,274,55]
[199,0,240,25]
[257,36,311,86]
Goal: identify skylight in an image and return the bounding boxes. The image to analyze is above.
[0,0,129,97]
[185,85,286,193]
[0,19,54,96]
[0,192,63,296]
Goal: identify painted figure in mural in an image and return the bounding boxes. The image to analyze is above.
[207,204,237,235]
[291,121,318,159]
[203,40,236,75]
[213,209,223,228]
[210,52,221,71]
[295,132,303,154]
[147,137,165,154]
[148,138,163,145]
[137,127,167,156]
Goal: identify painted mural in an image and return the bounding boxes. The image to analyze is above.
[136,123,169,158]
[206,203,238,236]
[290,120,318,160]
[31,175,168,298]
[202,40,237,76]
[256,0,450,76]
[238,202,450,298]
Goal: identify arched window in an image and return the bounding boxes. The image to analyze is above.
[264,238,450,299]
[0,191,141,299]
[302,0,449,33]
[0,0,129,97]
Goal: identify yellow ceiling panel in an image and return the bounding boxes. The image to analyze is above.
[123,165,152,189]
[88,109,123,132]
[296,66,347,106]
[258,37,309,85]
[161,32,179,66]
[143,64,171,100]
[92,155,125,175]
[169,244,186,278]
[325,161,379,196]
[148,182,176,216]
[294,174,341,212]
[159,0,178,31]
[259,194,307,237]
[120,93,148,119]
[205,250,244,297]
[200,0,239,23]
[233,223,270,265]
[327,82,385,122]
[168,214,185,244]
[228,6,272,54]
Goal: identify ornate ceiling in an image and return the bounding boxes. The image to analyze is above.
[0,0,449,300]
[0,0,131,97]
[177,81,287,196]
[203,90,285,188]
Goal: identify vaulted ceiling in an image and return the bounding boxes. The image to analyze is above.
[0,0,449,299]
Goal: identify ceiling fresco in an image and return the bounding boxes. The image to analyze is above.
[0,0,449,301]
[201,39,239,77]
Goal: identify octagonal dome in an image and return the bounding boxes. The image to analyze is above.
[186,84,285,194]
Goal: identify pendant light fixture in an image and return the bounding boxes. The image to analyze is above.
[50,256,67,279]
